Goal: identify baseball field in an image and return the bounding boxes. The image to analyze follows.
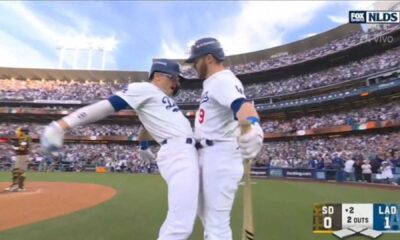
[0,172,399,240]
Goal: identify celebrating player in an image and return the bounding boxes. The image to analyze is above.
[41,59,199,240]
[186,38,264,240]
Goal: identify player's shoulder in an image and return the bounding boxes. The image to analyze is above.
[209,70,242,89]
[126,81,153,89]
[125,82,156,93]
[214,70,240,83]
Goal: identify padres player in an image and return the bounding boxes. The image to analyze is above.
[5,127,31,192]
[41,59,199,240]
[186,38,264,240]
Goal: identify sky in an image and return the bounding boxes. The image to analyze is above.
[0,1,375,72]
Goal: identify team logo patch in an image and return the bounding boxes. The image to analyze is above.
[200,91,209,104]
[235,85,244,94]
[162,96,180,112]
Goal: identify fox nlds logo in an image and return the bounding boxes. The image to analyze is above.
[349,11,400,24]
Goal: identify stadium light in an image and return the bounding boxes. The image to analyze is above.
[57,36,117,70]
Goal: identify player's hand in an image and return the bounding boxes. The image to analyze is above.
[41,121,65,154]
[139,148,156,162]
[238,122,263,159]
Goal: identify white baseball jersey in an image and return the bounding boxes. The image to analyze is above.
[195,69,246,141]
[116,82,193,143]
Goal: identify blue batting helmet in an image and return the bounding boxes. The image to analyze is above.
[186,37,225,63]
[149,59,183,80]
[149,59,183,96]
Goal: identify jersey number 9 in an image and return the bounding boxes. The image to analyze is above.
[199,108,205,124]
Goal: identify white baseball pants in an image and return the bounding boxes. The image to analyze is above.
[198,141,244,240]
[156,138,199,240]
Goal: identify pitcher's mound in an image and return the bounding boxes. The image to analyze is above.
[0,182,116,232]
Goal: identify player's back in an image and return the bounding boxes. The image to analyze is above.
[116,82,193,143]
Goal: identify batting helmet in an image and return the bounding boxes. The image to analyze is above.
[186,37,225,63]
[149,59,183,96]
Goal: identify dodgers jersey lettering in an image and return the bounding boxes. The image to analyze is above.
[116,82,193,143]
[195,69,246,141]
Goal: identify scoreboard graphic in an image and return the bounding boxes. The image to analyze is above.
[313,203,400,239]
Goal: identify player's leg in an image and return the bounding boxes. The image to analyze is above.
[197,150,208,239]
[17,171,26,191]
[200,142,243,240]
[5,168,20,191]
[157,143,199,240]
[15,155,28,191]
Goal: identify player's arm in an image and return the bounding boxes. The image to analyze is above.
[57,95,129,130]
[41,95,129,152]
[137,125,156,162]
[231,98,263,159]
[234,101,259,122]
[213,78,263,159]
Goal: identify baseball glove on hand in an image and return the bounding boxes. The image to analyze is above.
[41,121,65,156]
[139,148,156,162]
[238,122,263,159]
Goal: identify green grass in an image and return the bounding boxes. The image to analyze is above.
[0,172,400,240]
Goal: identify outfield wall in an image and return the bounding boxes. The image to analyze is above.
[251,166,400,184]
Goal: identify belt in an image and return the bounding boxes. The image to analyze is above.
[195,139,214,149]
[161,138,194,145]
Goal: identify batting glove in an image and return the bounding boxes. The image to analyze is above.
[139,148,156,162]
[41,121,65,154]
[238,122,264,159]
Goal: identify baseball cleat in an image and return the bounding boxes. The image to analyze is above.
[5,185,18,191]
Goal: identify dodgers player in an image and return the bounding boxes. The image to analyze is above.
[186,38,264,240]
[41,59,199,240]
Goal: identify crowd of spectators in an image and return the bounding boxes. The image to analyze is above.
[0,79,125,102]
[1,98,399,137]
[0,123,140,137]
[1,130,398,178]
[0,143,159,174]
[175,46,400,102]
[1,28,400,104]
[261,100,400,133]
[256,131,400,173]
[181,25,400,78]
[1,47,399,105]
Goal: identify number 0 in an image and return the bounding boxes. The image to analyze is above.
[323,217,332,229]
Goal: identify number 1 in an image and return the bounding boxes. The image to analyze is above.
[384,216,391,229]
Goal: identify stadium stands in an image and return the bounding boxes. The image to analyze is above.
[1,23,400,182]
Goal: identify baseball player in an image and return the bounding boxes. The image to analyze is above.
[186,38,264,240]
[41,59,199,240]
[5,127,31,192]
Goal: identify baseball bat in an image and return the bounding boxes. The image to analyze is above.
[240,121,255,240]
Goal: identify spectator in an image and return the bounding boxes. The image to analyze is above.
[378,160,397,185]
[354,159,363,182]
[344,158,355,181]
[394,151,400,167]
[308,157,319,169]
[361,160,372,183]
